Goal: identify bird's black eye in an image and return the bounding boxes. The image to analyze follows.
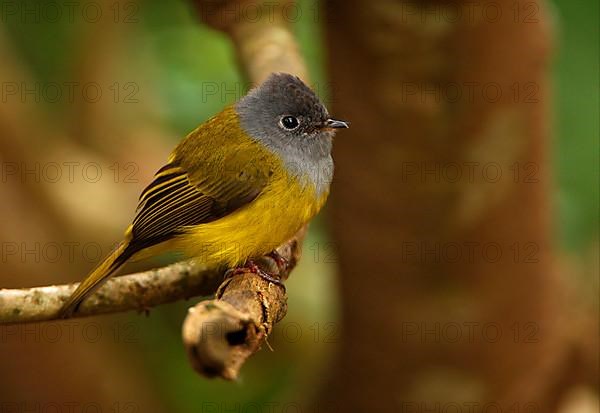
[280,115,299,130]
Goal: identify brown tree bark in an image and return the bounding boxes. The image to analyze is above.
[323,0,568,411]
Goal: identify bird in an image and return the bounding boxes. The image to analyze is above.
[59,72,348,317]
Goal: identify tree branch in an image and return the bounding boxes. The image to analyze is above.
[182,226,305,379]
[0,261,220,324]
[0,229,304,327]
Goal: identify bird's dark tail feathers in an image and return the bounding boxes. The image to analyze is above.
[59,241,137,318]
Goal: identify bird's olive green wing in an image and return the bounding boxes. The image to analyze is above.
[129,134,272,249]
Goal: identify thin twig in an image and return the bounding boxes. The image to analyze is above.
[0,261,221,324]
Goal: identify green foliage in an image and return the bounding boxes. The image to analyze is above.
[553,0,600,249]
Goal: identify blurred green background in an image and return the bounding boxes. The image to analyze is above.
[2,0,598,410]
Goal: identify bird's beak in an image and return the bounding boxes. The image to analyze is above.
[324,118,350,129]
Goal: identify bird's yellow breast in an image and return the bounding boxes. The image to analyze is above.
[178,158,328,269]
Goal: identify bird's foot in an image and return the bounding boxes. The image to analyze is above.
[225,259,286,290]
[247,260,285,289]
[267,250,289,273]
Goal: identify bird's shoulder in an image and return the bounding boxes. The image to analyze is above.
[173,106,279,187]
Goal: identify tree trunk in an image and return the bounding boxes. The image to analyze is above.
[323,0,566,411]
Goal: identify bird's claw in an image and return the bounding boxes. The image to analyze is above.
[226,260,285,290]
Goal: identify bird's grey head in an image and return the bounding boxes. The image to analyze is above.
[235,73,348,195]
